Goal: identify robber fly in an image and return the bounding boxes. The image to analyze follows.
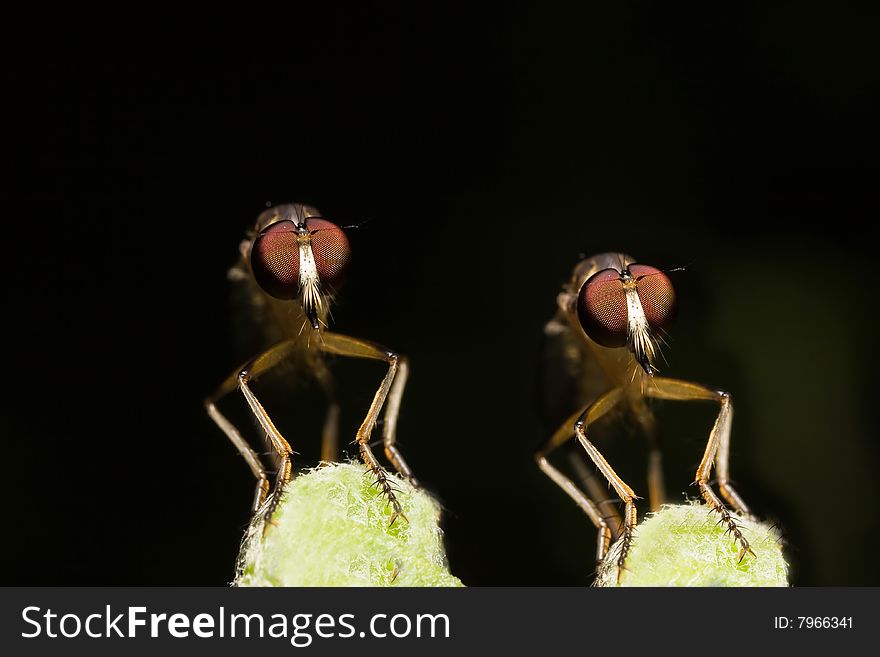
[205,203,415,526]
[536,253,753,578]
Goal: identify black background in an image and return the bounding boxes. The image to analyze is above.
[3,4,879,586]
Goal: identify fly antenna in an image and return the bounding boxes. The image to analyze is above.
[309,218,369,236]
[634,263,691,282]
[339,218,370,231]
[663,262,692,274]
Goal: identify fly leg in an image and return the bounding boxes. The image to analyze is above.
[537,448,612,567]
[631,397,665,511]
[646,377,755,562]
[567,449,622,540]
[205,385,269,514]
[310,356,341,464]
[537,387,638,577]
[205,339,299,524]
[572,389,640,581]
[380,355,418,487]
[319,332,411,525]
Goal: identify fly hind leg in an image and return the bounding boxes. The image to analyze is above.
[630,396,665,512]
[310,356,341,464]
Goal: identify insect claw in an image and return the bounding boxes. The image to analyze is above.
[740,546,756,562]
[388,510,408,526]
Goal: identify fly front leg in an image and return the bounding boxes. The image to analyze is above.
[319,332,413,525]
[567,449,622,540]
[537,450,611,566]
[205,338,299,523]
[571,390,640,580]
[205,386,269,513]
[645,377,755,562]
[537,387,636,573]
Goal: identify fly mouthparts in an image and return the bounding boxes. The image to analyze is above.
[307,307,320,330]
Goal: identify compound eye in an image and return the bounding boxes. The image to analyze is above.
[306,218,351,288]
[250,219,300,299]
[629,264,677,331]
[577,268,628,348]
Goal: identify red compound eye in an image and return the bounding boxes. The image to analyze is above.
[629,264,677,331]
[305,218,350,288]
[250,220,300,299]
[577,268,628,348]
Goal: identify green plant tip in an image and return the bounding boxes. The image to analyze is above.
[595,503,789,587]
[235,462,463,587]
